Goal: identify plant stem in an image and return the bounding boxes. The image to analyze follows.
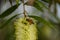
[22,0,26,17]
[54,0,57,16]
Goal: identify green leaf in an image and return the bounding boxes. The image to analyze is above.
[25,0,48,12]
[33,1,44,12]
[0,4,20,18]
[48,10,60,23]
[9,0,12,6]
[34,0,48,12]
[35,0,48,9]
[41,0,51,3]
[16,0,19,5]
[29,15,57,30]
[52,14,60,23]
[0,14,19,29]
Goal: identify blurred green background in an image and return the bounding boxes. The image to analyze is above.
[0,0,60,40]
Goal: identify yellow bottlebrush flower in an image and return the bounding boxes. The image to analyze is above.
[14,17,38,40]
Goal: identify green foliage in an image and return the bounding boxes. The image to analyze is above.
[16,0,20,5]
[0,14,19,29]
[9,0,12,5]
[33,1,44,12]
[41,0,51,3]
[0,0,60,40]
[25,0,48,12]
[0,4,20,18]
[35,0,48,9]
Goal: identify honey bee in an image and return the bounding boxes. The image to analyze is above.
[26,18,34,24]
